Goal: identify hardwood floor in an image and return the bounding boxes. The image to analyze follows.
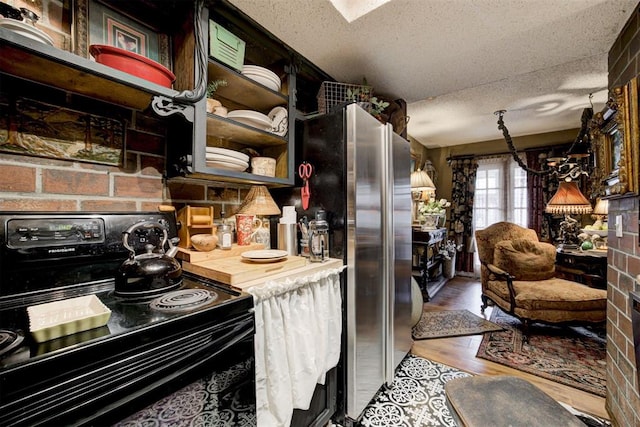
[409,276,609,420]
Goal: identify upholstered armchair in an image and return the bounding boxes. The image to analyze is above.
[475,222,607,338]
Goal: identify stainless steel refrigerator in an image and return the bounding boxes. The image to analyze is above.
[274,102,413,422]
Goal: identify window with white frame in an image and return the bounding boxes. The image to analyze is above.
[473,155,528,231]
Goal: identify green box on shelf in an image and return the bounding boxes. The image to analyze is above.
[209,21,245,71]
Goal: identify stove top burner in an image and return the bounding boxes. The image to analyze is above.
[149,289,217,313]
[0,329,24,358]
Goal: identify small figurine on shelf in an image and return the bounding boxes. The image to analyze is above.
[558,215,581,248]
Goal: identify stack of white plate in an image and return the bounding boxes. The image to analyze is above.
[227,110,272,131]
[205,147,249,172]
[241,65,281,92]
[0,18,54,45]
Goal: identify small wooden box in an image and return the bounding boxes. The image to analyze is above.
[177,206,216,249]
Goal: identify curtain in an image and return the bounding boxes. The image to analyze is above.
[526,150,546,236]
[248,266,344,427]
[448,158,478,273]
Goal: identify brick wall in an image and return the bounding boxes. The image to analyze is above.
[606,197,640,426]
[0,111,247,216]
[605,4,640,426]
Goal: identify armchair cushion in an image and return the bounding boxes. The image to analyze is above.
[493,238,556,281]
[486,277,607,323]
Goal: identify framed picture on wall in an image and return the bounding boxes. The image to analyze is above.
[74,0,171,70]
[592,79,638,196]
[0,96,124,166]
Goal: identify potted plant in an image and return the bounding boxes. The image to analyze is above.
[205,79,228,115]
[345,85,389,121]
[368,96,390,121]
[346,86,372,102]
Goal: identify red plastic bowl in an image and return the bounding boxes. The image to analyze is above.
[89,44,176,88]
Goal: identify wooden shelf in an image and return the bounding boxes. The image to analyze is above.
[0,28,179,111]
[168,172,290,187]
[205,114,287,147]
[208,59,287,112]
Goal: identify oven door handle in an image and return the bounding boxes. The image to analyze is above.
[71,317,255,426]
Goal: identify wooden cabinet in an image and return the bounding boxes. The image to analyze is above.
[165,0,331,187]
[555,248,607,289]
[412,227,448,301]
[0,0,331,188]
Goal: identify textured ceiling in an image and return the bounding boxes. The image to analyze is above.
[228,0,637,148]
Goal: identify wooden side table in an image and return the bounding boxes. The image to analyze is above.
[555,248,607,289]
[412,227,447,301]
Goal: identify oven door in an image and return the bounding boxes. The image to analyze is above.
[0,310,255,426]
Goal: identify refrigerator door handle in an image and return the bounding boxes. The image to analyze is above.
[383,124,396,386]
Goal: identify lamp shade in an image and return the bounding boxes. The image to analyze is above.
[545,181,593,215]
[237,186,281,216]
[593,198,609,216]
[411,169,435,190]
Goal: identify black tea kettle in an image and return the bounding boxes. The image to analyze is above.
[115,221,182,297]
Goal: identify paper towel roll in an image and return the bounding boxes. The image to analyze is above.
[191,214,211,225]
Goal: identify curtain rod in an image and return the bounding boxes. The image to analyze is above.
[446,142,573,162]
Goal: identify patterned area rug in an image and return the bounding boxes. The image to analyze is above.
[359,355,470,426]
[476,308,606,397]
[412,309,503,340]
[358,355,609,427]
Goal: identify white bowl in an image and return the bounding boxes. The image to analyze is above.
[580,228,608,237]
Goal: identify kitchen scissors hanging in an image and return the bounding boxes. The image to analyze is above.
[298,162,313,209]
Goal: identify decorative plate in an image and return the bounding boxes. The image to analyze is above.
[268,106,288,136]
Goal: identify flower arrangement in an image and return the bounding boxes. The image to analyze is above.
[417,199,450,230]
[418,198,451,216]
[440,239,462,259]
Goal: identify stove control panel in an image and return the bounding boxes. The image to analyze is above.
[6,218,105,248]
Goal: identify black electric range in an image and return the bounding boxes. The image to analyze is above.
[0,212,256,426]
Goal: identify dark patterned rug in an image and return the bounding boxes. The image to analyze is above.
[412,309,503,340]
[476,308,606,397]
[358,355,610,427]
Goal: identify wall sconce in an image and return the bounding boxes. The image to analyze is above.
[410,169,436,223]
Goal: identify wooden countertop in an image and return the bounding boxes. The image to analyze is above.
[184,257,344,291]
